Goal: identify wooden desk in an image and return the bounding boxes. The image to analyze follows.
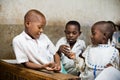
[0,60,80,80]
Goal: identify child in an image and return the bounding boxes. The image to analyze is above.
[56,21,86,76]
[105,21,120,54]
[12,9,61,72]
[106,21,116,46]
[112,24,120,68]
[112,24,120,51]
[71,21,119,80]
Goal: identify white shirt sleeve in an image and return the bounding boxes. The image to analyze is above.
[12,37,28,64]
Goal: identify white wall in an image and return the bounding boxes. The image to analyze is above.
[0,0,120,26]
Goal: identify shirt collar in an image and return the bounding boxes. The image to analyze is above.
[22,31,33,40]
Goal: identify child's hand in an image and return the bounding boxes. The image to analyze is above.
[68,52,76,59]
[105,63,113,68]
[44,62,56,71]
[44,62,61,72]
[53,63,61,72]
[59,45,71,55]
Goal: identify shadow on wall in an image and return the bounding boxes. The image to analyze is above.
[0,24,24,59]
[0,23,91,59]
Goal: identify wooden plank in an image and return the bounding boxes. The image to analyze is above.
[0,60,80,80]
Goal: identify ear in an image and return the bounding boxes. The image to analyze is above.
[102,34,108,43]
[25,21,30,28]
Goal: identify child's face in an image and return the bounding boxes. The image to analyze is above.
[91,25,104,45]
[26,17,46,39]
[65,25,80,44]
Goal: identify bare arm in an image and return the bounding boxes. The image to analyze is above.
[23,62,45,69]
[23,61,55,71]
[54,53,61,72]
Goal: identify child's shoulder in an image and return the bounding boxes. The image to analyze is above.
[13,31,25,41]
[90,44,119,54]
[56,37,67,45]
[77,39,86,44]
[57,37,66,41]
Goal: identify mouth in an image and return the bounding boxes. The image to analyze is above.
[68,39,74,42]
[37,32,42,36]
[68,39,76,43]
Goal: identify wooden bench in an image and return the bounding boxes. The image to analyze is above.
[0,60,80,80]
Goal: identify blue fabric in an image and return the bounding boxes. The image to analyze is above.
[118,37,120,43]
[93,65,97,79]
[60,63,67,74]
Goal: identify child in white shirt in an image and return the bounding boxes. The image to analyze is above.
[56,21,86,76]
[12,9,61,72]
[70,21,119,80]
[112,25,120,51]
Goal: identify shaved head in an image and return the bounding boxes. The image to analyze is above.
[24,9,46,23]
[92,21,114,41]
[24,9,46,39]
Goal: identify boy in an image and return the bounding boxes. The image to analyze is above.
[56,21,86,76]
[12,9,61,71]
[70,21,119,80]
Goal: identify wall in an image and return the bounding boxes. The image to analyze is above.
[0,0,120,59]
[0,0,120,25]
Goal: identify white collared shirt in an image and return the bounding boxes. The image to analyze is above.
[56,37,86,75]
[12,31,56,64]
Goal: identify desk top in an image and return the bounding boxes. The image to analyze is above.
[0,59,79,80]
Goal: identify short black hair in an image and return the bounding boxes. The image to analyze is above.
[107,21,116,31]
[65,20,81,32]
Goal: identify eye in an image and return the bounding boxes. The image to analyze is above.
[73,31,78,35]
[65,31,70,34]
[38,25,44,30]
[38,26,41,29]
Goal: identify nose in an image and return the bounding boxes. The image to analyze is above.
[40,28,43,33]
[69,33,73,37]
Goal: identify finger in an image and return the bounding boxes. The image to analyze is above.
[46,67,54,71]
[63,48,71,54]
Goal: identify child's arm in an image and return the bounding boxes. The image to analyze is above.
[23,61,56,71]
[105,63,113,68]
[69,52,85,72]
[54,53,61,72]
[106,49,119,69]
